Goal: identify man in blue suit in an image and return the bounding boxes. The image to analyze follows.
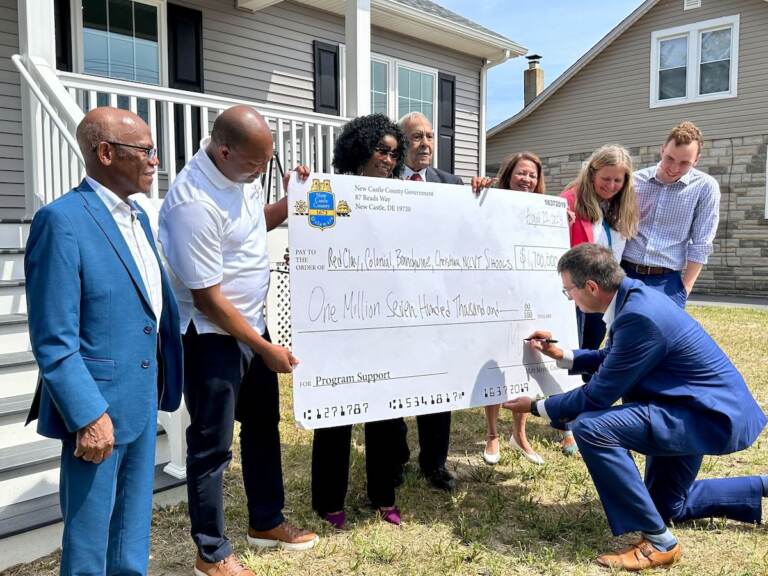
[504,243,766,571]
[25,107,183,575]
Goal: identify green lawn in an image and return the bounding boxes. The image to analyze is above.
[6,306,768,576]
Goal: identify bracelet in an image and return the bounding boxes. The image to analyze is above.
[530,401,540,417]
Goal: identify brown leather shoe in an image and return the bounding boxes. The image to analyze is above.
[596,539,682,571]
[247,520,319,551]
[194,553,255,576]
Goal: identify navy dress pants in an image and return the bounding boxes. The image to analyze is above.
[571,402,763,536]
[622,267,688,309]
[183,325,284,563]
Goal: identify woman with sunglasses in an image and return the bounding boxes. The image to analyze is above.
[311,114,409,529]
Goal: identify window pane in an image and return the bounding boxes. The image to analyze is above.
[108,0,133,37]
[422,74,432,102]
[135,39,159,84]
[410,70,422,101]
[83,0,107,31]
[397,96,408,117]
[659,67,687,99]
[372,92,387,115]
[81,0,160,85]
[133,2,157,41]
[700,60,730,94]
[701,29,731,63]
[372,61,387,92]
[398,67,408,97]
[659,36,687,69]
[83,28,109,76]
[422,103,433,122]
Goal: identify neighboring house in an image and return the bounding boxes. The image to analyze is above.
[487,0,768,298]
[0,0,526,568]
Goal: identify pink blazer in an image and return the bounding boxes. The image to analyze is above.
[560,187,593,247]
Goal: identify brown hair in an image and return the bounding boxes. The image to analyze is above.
[572,144,639,239]
[665,121,704,152]
[494,151,545,194]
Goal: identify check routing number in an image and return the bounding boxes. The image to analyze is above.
[288,174,582,429]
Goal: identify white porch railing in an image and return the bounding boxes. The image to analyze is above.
[58,71,349,204]
[11,55,86,207]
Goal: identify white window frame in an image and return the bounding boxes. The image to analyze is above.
[649,15,739,108]
[70,0,169,87]
[338,47,440,166]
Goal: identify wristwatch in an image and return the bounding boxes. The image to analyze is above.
[530,400,540,417]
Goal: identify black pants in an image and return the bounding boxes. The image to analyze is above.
[311,416,408,514]
[415,411,451,473]
[183,325,284,563]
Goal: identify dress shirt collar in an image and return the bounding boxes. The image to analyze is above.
[196,137,241,190]
[85,175,135,215]
[403,165,428,180]
[602,290,619,332]
[651,162,693,186]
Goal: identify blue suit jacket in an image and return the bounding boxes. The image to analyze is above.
[545,278,766,455]
[25,180,183,444]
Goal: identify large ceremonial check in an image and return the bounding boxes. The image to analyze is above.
[288,174,582,429]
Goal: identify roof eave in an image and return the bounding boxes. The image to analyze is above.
[375,0,527,60]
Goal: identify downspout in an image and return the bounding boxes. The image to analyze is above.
[479,50,513,176]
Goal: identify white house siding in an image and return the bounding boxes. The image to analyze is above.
[0,0,23,220]
[486,0,768,297]
[181,0,483,179]
[487,0,768,164]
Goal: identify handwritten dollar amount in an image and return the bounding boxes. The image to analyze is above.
[514,246,562,271]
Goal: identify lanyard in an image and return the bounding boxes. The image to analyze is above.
[601,215,613,249]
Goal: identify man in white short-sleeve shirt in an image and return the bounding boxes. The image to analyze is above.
[159,105,317,576]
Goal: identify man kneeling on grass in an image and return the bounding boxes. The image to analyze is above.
[504,243,767,571]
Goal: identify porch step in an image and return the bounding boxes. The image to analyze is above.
[0,393,36,448]
[0,428,171,510]
[0,394,33,418]
[0,313,30,354]
[0,248,24,281]
[0,280,26,315]
[0,220,30,250]
[0,461,185,542]
[0,350,38,399]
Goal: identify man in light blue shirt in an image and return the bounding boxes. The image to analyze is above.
[622,121,720,307]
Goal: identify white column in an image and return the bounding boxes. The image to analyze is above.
[479,59,490,177]
[345,0,371,117]
[18,0,57,216]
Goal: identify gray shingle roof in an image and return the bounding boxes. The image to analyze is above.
[394,0,516,44]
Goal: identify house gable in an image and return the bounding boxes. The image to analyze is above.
[487,0,768,163]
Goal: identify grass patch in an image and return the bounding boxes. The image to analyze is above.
[5,306,768,575]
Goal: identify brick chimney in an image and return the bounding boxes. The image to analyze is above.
[524,54,544,107]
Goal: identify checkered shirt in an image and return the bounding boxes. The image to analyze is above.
[622,164,720,271]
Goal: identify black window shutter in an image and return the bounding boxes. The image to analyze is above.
[54,0,72,72]
[168,3,203,172]
[437,73,456,174]
[168,3,204,92]
[313,41,340,116]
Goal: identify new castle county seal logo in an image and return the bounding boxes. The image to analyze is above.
[293,178,351,230]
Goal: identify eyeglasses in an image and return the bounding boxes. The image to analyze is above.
[374,146,399,160]
[102,141,158,161]
[561,285,578,300]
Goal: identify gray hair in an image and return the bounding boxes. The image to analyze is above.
[397,111,431,130]
[557,244,625,291]
[76,118,115,159]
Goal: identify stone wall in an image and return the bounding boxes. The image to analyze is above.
[489,135,768,297]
